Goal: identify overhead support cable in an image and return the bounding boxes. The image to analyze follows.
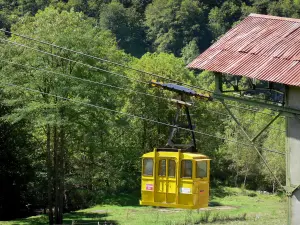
[0,59,173,102]
[1,59,286,135]
[0,35,286,117]
[0,37,149,85]
[0,29,212,93]
[1,82,285,156]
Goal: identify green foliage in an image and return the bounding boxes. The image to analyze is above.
[209,1,242,40]
[124,52,197,152]
[268,0,300,18]
[99,0,146,57]
[0,0,292,222]
[0,6,129,221]
[145,0,206,55]
[0,100,36,220]
[181,39,199,64]
[0,0,49,28]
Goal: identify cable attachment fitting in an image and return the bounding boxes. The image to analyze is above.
[149,80,213,101]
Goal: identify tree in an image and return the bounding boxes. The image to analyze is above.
[268,0,300,18]
[0,7,127,224]
[208,1,242,40]
[0,98,36,220]
[261,115,285,192]
[181,39,199,64]
[124,53,194,153]
[132,0,152,13]
[0,0,49,28]
[99,0,147,57]
[249,0,273,14]
[145,0,207,55]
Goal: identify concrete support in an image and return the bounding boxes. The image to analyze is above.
[286,86,300,225]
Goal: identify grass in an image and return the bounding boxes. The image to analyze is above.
[1,187,287,225]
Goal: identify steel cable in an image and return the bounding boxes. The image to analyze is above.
[0,82,285,156]
[0,36,283,117]
[0,29,212,93]
[0,58,172,102]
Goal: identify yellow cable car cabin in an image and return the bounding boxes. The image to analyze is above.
[140,81,212,209]
[140,149,210,209]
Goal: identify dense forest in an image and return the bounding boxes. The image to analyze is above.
[0,0,292,224]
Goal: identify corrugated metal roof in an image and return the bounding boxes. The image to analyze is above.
[188,13,300,87]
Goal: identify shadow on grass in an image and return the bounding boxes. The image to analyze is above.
[10,215,48,225]
[210,186,229,198]
[208,201,223,207]
[101,192,140,206]
[64,212,119,225]
[10,212,119,225]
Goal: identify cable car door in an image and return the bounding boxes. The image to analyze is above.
[166,159,176,203]
[194,159,210,207]
[156,158,176,204]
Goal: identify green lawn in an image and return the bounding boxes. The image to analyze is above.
[1,187,287,225]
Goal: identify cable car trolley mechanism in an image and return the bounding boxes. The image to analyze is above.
[140,80,212,209]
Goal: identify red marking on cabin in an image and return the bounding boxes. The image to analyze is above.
[146,184,153,191]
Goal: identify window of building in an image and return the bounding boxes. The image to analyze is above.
[168,159,176,177]
[159,159,166,176]
[143,158,153,176]
[181,160,192,178]
[196,161,207,178]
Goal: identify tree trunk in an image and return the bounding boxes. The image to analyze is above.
[46,125,53,225]
[53,125,60,224]
[58,127,65,224]
[142,120,147,153]
[243,169,248,187]
[235,167,239,187]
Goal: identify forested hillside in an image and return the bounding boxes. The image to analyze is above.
[0,0,292,223]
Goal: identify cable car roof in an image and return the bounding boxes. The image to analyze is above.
[142,150,209,159]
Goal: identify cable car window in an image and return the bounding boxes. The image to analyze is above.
[159,159,166,176]
[143,158,153,176]
[168,159,176,177]
[181,160,192,178]
[196,161,207,178]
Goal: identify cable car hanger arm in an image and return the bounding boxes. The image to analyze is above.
[149,80,212,152]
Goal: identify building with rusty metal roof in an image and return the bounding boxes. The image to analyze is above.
[188,13,300,87]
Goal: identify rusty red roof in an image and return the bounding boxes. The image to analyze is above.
[188,13,300,87]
